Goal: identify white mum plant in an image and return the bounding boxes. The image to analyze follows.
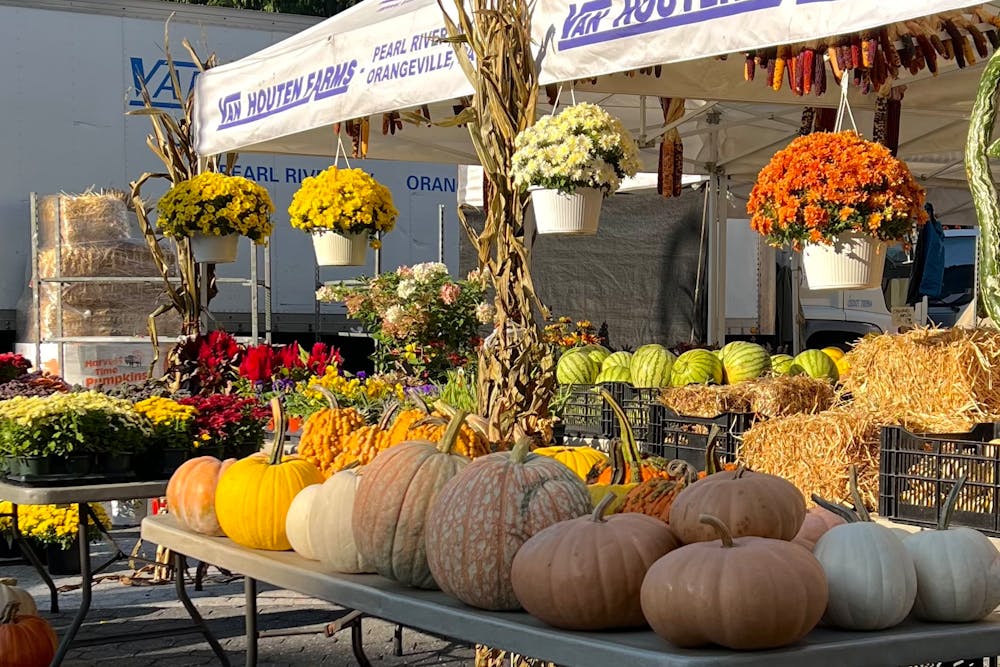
[511,102,641,196]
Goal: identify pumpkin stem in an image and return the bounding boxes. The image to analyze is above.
[315,386,341,411]
[811,494,860,523]
[667,459,698,484]
[599,389,642,484]
[734,464,747,479]
[938,474,969,531]
[0,602,20,625]
[592,492,616,522]
[511,436,532,463]
[404,387,431,414]
[377,402,401,431]
[437,410,468,454]
[848,465,872,522]
[0,578,16,586]
[269,397,286,466]
[704,426,722,475]
[698,514,735,548]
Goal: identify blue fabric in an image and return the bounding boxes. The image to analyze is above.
[918,209,945,299]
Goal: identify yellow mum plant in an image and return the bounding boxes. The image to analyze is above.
[157,171,275,243]
[288,166,398,247]
[0,501,110,550]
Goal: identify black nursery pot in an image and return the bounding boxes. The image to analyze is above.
[95,453,133,475]
[9,456,52,477]
[64,454,93,475]
[45,539,82,576]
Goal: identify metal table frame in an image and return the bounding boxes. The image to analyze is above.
[0,480,228,667]
[142,514,1000,667]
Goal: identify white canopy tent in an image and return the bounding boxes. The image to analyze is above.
[191,0,1000,344]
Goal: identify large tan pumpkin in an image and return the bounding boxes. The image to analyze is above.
[310,467,373,573]
[641,515,827,649]
[425,438,593,611]
[668,466,805,544]
[166,455,236,536]
[510,494,679,630]
[352,412,470,589]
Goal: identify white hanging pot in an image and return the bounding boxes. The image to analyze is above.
[190,233,239,264]
[530,187,602,236]
[802,232,886,291]
[313,230,367,266]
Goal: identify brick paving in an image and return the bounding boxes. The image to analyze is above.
[1,527,474,666]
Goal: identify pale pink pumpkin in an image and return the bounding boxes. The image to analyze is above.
[425,438,593,611]
[792,505,847,551]
[351,413,470,589]
[166,456,236,536]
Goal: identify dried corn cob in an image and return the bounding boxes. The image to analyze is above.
[802,49,814,95]
[943,18,968,67]
[828,45,844,81]
[744,53,755,81]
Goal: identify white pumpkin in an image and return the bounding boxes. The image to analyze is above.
[309,468,373,573]
[903,476,1000,622]
[0,578,37,616]
[285,484,322,560]
[811,490,917,631]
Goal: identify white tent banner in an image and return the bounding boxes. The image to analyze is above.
[194,0,984,156]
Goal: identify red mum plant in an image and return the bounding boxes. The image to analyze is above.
[0,353,32,382]
[179,393,270,457]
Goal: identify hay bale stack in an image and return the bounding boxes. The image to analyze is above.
[739,408,881,509]
[843,327,1000,432]
[38,192,130,244]
[658,376,835,419]
[38,240,174,279]
[658,384,744,417]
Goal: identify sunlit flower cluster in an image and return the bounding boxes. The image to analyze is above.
[543,316,601,350]
[134,396,198,451]
[747,131,927,248]
[511,103,641,195]
[157,172,274,243]
[0,501,110,550]
[288,166,398,247]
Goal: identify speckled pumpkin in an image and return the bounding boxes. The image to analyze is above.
[166,455,236,537]
[352,412,470,589]
[425,438,593,611]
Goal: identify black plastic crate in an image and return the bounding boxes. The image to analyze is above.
[559,383,660,440]
[879,423,1000,536]
[640,404,755,470]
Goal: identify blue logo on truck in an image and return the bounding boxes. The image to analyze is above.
[128,57,200,109]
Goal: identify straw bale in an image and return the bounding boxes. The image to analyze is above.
[658,384,747,417]
[739,408,881,509]
[37,240,175,279]
[658,376,835,419]
[38,192,130,245]
[26,301,181,339]
[843,327,1000,432]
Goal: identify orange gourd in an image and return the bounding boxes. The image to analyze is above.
[388,400,491,459]
[166,455,236,536]
[587,389,673,487]
[620,460,699,521]
[298,388,366,477]
[0,602,57,667]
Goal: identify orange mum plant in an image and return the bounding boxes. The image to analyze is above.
[747,131,927,248]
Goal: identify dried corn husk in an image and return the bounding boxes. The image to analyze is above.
[843,327,1000,432]
[475,646,558,667]
[739,408,881,508]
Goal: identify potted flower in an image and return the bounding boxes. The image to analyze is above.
[133,396,199,478]
[288,166,398,266]
[157,171,274,264]
[179,394,270,459]
[511,102,640,235]
[10,502,109,575]
[747,131,927,290]
[0,392,150,479]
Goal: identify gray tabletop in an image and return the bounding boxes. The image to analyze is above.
[142,514,1000,667]
[0,480,168,505]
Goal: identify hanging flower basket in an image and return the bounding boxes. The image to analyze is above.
[802,233,887,291]
[190,232,239,264]
[312,230,367,266]
[530,187,602,236]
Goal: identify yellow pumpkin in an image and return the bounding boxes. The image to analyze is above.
[215,399,324,550]
[533,446,608,480]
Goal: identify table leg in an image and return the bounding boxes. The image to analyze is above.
[174,553,231,667]
[393,624,403,656]
[244,576,257,667]
[50,503,94,666]
[351,617,372,667]
[10,502,59,613]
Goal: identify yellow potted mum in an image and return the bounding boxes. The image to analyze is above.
[288,166,398,266]
[157,171,274,263]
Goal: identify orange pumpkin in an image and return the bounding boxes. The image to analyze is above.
[166,456,236,536]
[0,602,57,667]
[792,505,847,551]
[620,460,699,521]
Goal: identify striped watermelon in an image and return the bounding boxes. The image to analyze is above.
[770,354,798,376]
[629,344,675,388]
[670,349,724,387]
[719,341,771,384]
[557,351,598,385]
[596,365,631,384]
[602,351,633,370]
[581,345,611,367]
[790,349,839,382]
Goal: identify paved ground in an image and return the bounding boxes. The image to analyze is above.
[2,527,475,666]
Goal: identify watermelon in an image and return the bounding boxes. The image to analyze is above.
[596,365,632,384]
[602,351,633,370]
[629,344,675,388]
[770,354,798,376]
[790,349,839,382]
[581,344,611,367]
[557,351,598,385]
[670,349,724,387]
[719,341,771,384]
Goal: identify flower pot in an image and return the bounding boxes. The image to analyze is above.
[65,454,93,476]
[529,187,602,236]
[312,230,367,266]
[196,444,225,460]
[160,449,190,477]
[0,537,18,560]
[190,232,239,264]
[802,233,887,290]
[9,456,51,477]
[45,539,81,576]
[95,453,133,475]
[230,440,261,459]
